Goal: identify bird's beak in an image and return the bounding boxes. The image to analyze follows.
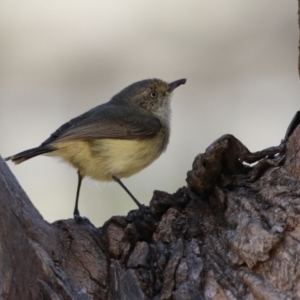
[167,78,187,94]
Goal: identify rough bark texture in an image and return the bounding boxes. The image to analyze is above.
[1,113,300,300]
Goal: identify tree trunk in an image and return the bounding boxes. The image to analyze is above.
[1,5,300,300]
[2,117,300,300]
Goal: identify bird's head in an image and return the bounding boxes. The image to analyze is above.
[112,78,186,120]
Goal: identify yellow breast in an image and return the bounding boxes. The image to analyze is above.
[48,129,168,181]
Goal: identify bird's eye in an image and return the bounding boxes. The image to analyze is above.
[149,91,158,99]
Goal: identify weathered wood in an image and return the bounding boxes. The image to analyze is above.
[1,112,300,299]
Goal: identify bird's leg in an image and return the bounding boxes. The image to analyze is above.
[73,171,83,220]
[112,175,143,209]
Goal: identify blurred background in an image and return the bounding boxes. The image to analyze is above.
[0,1,299,227]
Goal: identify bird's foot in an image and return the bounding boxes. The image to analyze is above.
[136,204,151,216]
[74,213,90,224]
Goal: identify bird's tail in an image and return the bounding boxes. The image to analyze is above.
[5,145,55,164]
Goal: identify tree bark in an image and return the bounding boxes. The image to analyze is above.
[1,4,300,300]
[2,116,300,300]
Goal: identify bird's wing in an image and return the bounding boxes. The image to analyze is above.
[41,102,162,145]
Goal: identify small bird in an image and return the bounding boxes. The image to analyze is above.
[6,78,186,220]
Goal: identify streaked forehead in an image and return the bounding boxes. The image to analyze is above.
[149,78,169,91]
[114,79,170,101]
[132,78,169,91]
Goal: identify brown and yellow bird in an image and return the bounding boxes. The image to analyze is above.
[6,78,186,220]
